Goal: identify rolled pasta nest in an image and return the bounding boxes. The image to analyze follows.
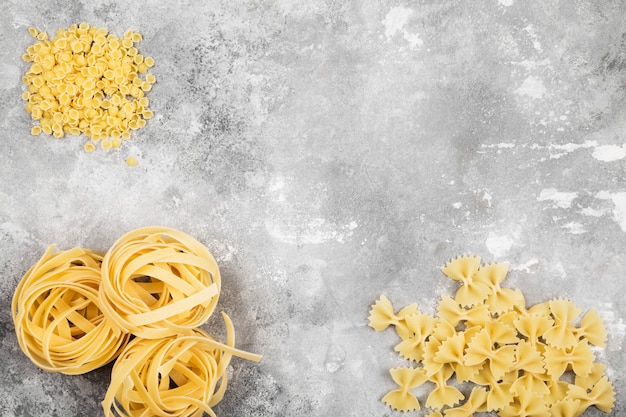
[99,226,221,339]
[102,314,261,417]
[11,246,131,375]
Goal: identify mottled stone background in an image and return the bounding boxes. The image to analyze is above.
[0,0,625,416]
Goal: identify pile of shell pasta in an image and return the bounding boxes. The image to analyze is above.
[21,23,155,153]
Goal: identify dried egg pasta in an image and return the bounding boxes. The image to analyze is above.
[11,245,130,374]
[368,255,614,416]
[99,226,221,339]
[102,313,261,417]
[12,227,261,417]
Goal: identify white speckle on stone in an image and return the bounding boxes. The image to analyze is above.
[481,142,515,149]
[537,188,577,209]
[265,218,357,245]
[608,192,626,232]
[594,191,626,231]
[498,0,514,6]
[524,24,543,52]
[269,175,285,191]
[0,222,33,242]
[580,206,606,217]
[515,76,546,99]
[592,144,626,162]
[562,222,586,234]
[382,7,423,49]
[482,191,492,207]
[486,233,514,258]
[511,258,539,274]
[452,202,462,209]
[597,303,625,351]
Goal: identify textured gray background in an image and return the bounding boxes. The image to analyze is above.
[1,0,625,416]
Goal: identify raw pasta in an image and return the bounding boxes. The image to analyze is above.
[12,227,261,417]
[21,23,156,149]
[99,226,221,339]
[11,246,130,374]
[102,313,262,417]
[367,255,615,416]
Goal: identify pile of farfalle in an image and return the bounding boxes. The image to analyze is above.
[368,255,614,417]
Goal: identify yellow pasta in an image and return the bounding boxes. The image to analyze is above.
[126,155,138,166]
[11,246,130,374]
[102,313,262,417]
[99,226,221,339]
[382,367,427,412]
[394,312,436,362]
[12,227,261,417]
[21,23,156,151]
[368,255,615,416]
[425,365,463,410]
[498,387,550,417]
[443,387,487,417]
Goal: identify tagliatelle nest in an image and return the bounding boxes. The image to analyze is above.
[11,246,130,375]
[102,316,262,417]
[99,227,222,339]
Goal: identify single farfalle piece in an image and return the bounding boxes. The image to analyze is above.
[442,387,488,417]
[542,298,580,349]
[567,376,615,414]
[394,312,436,362]
[545,379,570,406]
[442,255,489,307]
[367,295,419,340]
[434,330,482,382]
[368,295,397,332]
[575,362,607,389]
[513,340,545,374]
[575,308,607,347]
[514,313,553,346]
[381,367,427,412]
[548,398,583,417]
[470,367,515,411]
[543,339,594,380]
[437,296,490,328]
[464,328,515,381]
[498,387,550,417]
[483,320,518,346]
[441,255,481,283]
[509,369,551,398]
[474,262,525,314]
[425,364,464,410]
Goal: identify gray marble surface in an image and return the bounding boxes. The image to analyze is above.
[1,0,625,416]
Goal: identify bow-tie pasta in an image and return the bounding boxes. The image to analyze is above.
[368,255,614,416]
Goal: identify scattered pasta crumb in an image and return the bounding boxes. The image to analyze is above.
[125,155,138,166]
[368,255,615,416]
[21,23,156,150]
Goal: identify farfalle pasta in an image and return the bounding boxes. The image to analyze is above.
[368,255,615,416]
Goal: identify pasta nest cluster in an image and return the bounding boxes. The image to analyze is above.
[21,23,156,151]
[368,255,615,417]
[12,226,261,417]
